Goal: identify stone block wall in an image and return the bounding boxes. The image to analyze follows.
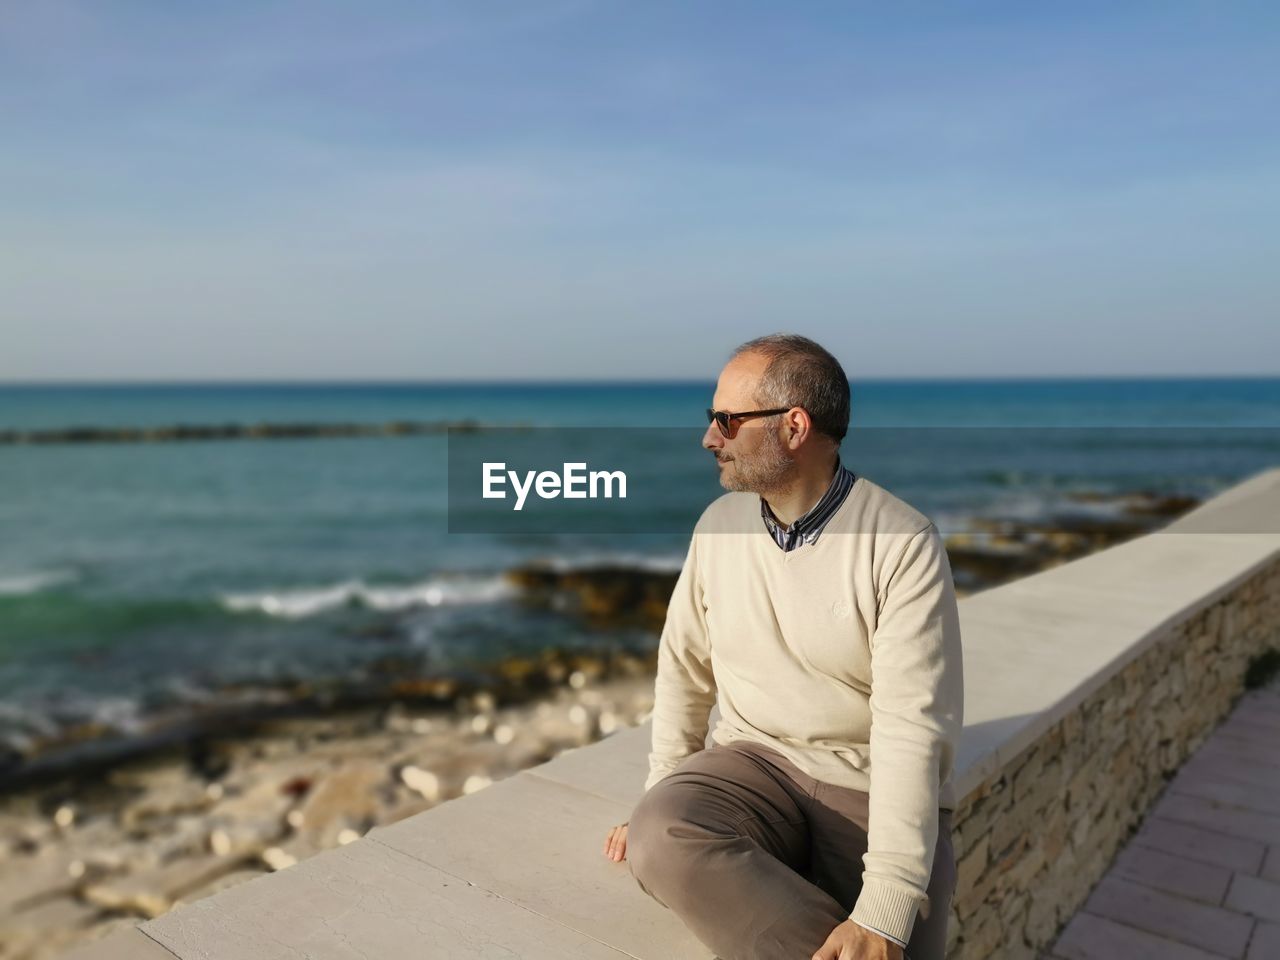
[945,555,1280,960]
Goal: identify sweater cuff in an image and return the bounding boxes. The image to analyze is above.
[848,918,907,949]
[849,878,922,947]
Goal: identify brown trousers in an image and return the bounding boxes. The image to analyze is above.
[627,740,957,960]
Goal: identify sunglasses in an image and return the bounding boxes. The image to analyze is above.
[706,406,793,439]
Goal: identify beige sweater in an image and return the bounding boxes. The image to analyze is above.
[644,475,965,945]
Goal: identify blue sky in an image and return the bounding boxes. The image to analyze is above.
[2,1,1277,381]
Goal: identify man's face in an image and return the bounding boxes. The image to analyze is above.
[703,352,796,493]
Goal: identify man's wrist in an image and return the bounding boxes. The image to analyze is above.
[848,917,907,949]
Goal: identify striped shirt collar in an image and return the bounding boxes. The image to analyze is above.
[760,457,857,551]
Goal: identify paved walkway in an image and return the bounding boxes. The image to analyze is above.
[1045,677,1280,960]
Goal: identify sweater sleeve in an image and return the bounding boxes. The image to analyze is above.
[849,523,965,945]
[644,533,718,793]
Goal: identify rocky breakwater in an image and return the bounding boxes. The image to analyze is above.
[0,419,511,445]
[506,563,681,633]
[942,490,1200,592]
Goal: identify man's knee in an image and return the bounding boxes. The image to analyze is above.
[627,785,671,873]
[627,782,697,890]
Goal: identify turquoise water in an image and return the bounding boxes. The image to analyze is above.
[2,378,1279,761]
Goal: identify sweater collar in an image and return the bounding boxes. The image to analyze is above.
[760,457,857,551]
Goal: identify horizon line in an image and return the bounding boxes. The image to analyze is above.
[2,372,1280,388]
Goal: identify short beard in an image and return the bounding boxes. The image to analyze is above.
[719,427,796,494]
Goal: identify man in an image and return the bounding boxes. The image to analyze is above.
[601,334,964,960]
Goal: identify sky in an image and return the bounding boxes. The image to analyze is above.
[2,1,1278,381]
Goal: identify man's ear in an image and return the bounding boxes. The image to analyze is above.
[785,408,811,448]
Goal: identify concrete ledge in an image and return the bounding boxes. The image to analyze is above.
[952,526,1280,798]
[94,467,1280,960]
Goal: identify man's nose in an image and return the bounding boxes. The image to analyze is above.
[701,422,723,450]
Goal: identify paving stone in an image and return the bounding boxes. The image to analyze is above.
[1171,778,1280,818]
[1083,875,1253,957]
[1154,792,1280,846]
[1215,719,1280,747]
[1177,753,1280,795]
[1232,699,1280,728]
[1247,920,1280,960]
[142,837,641,959]
[1263,846,1280,883]
[1112,843,1232,905]
[1198,737,1280,772]
[1052,911,1230,960]
[1134,817,1266,874]
[1225,873,1280,923]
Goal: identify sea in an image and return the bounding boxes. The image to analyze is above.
[2,378,1279,769]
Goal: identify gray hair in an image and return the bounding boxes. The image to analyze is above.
[730,333,850,444]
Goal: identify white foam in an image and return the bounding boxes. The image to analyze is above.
[0,568,79,596]
[218,574,517,620]
[82,696,148,735]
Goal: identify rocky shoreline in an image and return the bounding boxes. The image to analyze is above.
[0,488,1203,958]
[0,646,653,792]
[0,657,658,959]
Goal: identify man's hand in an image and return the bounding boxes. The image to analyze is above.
[812,919,904,960]
[602,822,628,861]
